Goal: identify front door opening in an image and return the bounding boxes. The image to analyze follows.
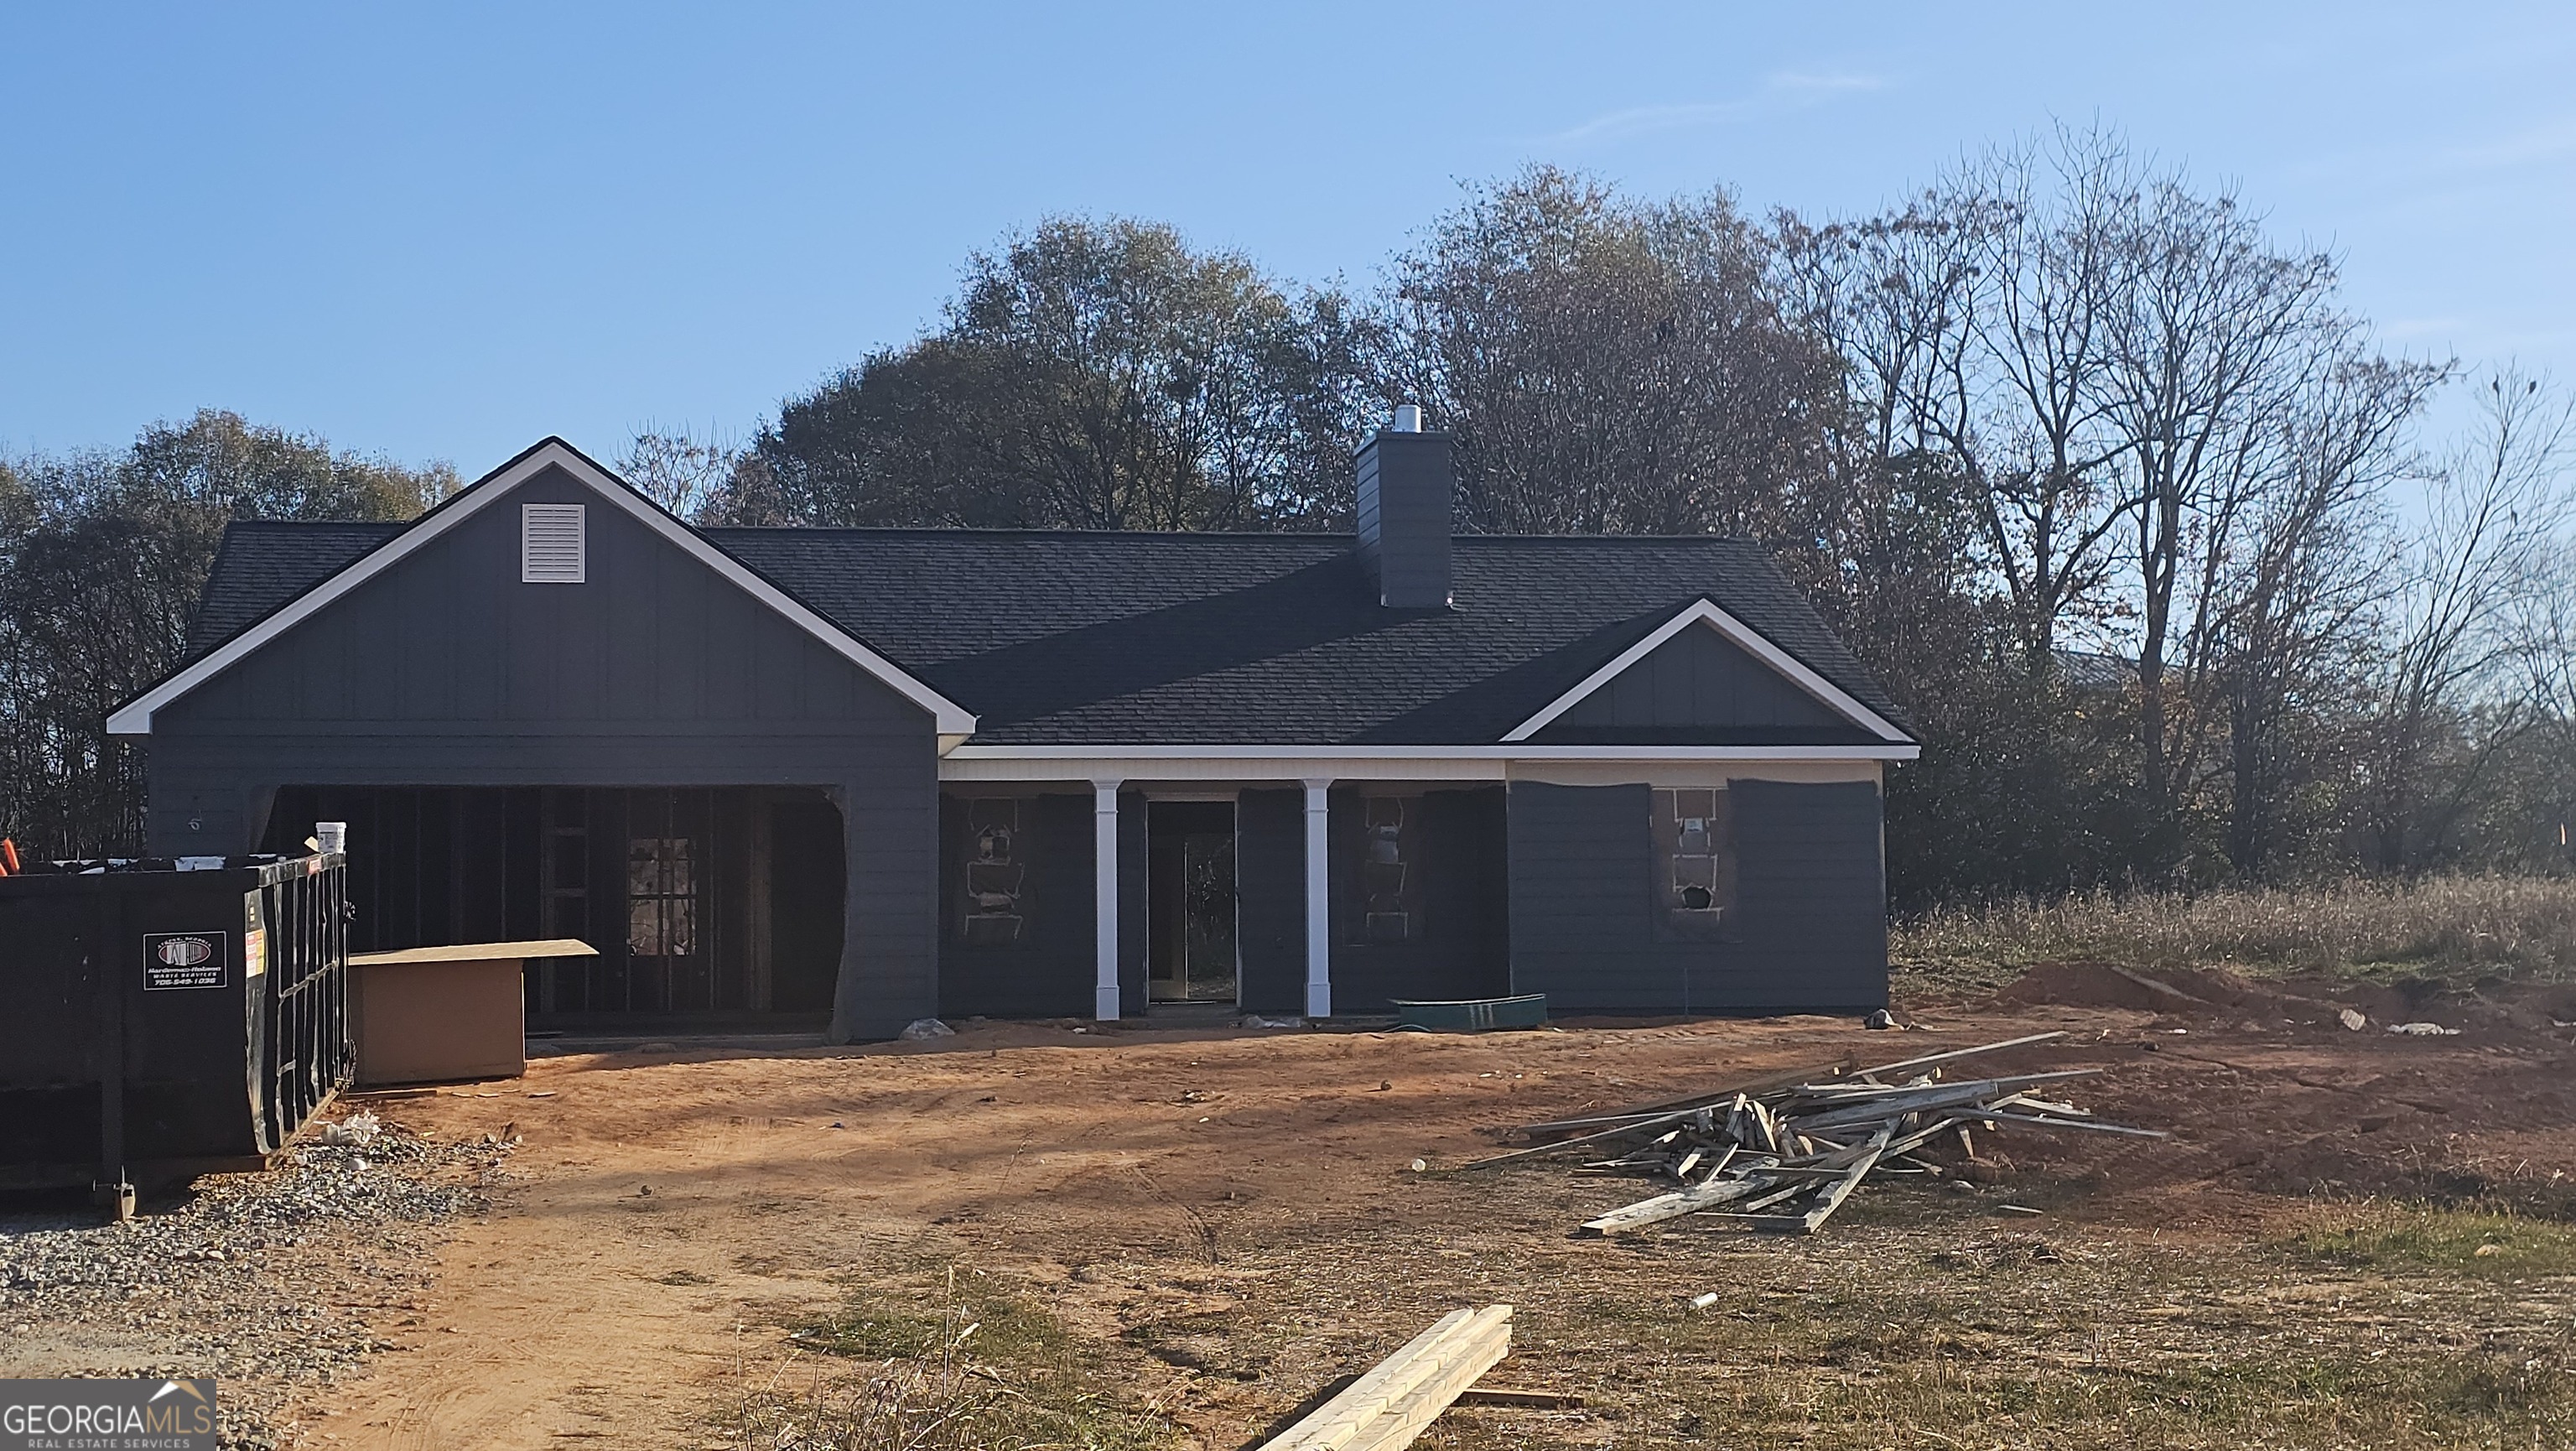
[1147,800,1237,1005]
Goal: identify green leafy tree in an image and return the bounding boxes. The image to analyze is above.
[721,219,1378,530]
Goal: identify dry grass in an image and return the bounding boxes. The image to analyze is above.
[1893,873,2576,993]
[719,1195,2576,1450]
[717,1266,1179,1451]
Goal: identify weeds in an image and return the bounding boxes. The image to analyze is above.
[1893,873,2576,991]
[2277,1202,2576,1278]
[719,1266,1176,1451]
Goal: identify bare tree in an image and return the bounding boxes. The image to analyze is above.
[2209,347,2439,875]
[1377,167,1839,536]
[1953,133,2143,672]
[1776,131,2141,672]
[2366,368,2574,869]
[2096,165,2345,866]
[616,427,741,522]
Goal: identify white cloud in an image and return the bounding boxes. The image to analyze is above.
[1547,70,1889,147]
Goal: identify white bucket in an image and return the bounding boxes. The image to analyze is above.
[314,821,348,856]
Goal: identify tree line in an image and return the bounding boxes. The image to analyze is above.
[8,127,2573,906]
[0,414,452,856]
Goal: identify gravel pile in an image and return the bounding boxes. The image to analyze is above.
[0,1114,515,1450]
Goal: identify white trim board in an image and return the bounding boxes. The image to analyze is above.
[106,439,979,737]
[940,743,1915,784]
[1500,598,1912,744]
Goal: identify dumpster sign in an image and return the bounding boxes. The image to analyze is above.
[0,1377,216,1448]
[142,933,227,991]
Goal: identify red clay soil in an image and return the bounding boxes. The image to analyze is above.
[277,986,2576,1449]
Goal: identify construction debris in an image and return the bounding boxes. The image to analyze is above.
[1257,1304,1514,1451]
[1460,1032,2162,1237]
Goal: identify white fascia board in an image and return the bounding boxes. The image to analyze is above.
[106,440,978,737]
[939,741,1918,783]
[1500,598,1912,745]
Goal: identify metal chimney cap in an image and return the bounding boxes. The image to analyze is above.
[1390,403,1423,433]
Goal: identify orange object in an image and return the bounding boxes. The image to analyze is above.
[0,839,18,876]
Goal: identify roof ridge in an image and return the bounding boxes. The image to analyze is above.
[217,519,1761,548]
[707,526,1760,544]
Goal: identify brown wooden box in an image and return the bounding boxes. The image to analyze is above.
[348,939,595,1087]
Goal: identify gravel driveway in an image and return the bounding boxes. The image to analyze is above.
[0,1113,514,1450]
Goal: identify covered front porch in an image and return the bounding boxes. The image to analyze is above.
[937,748,1893,1023]
[936,767,1512,1023]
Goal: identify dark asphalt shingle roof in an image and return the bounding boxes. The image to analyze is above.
[187,521,406,654]
[186,520,1908,746]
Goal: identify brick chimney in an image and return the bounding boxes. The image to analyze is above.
[1354,405,1452,610]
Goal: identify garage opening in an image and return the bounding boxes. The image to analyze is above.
[259,787,842,1028]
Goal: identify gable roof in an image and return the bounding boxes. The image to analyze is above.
[165,492,1914,752]
[1504,598,1911,744]
[109,439,979,737]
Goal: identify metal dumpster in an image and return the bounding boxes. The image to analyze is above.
[0,852,351,1209]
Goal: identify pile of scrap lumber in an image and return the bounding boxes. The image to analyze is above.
[1462,1032,2163,1236]
[1255,1305,1519,1451]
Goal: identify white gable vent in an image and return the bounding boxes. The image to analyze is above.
[520,503,586,583]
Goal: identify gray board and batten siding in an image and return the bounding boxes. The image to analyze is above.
[1531,623,1883,746]
[1355,429,1454,611]
[1507,778,1888,1014]
[142,463,942,1041]
[937,792,1093,1018]
[1326,785,1511,1013]
[927,791,1171,1021]
[1233,788,1308,1017]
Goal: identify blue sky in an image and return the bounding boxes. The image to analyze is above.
[3,3,2569,472]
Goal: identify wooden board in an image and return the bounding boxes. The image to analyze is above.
[1259,1305,1513,1451]
[349,939,599,966]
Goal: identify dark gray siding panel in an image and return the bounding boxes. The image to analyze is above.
[1507,783,1668,1012]
[1327,787,1509,1012]
[1535,624,1877,746]
[144,465,942,1041]
[157,466,920,737]
[1730,778,1886,1010]
[1507,779,1885,1014]
[938,793,1092,1018]
[1234,788,1305,1015]
[1353,432,1452,610]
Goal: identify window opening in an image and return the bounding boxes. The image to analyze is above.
[627,836,697,958]
[1353,794,1424,943]
[961,799,1026,945]
[1652,787,1736,939]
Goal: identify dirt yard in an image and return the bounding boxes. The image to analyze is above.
[137,970,2554,1451]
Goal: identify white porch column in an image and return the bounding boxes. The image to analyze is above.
[1093,779,1122,1021]
[1302,778,1332,1019]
